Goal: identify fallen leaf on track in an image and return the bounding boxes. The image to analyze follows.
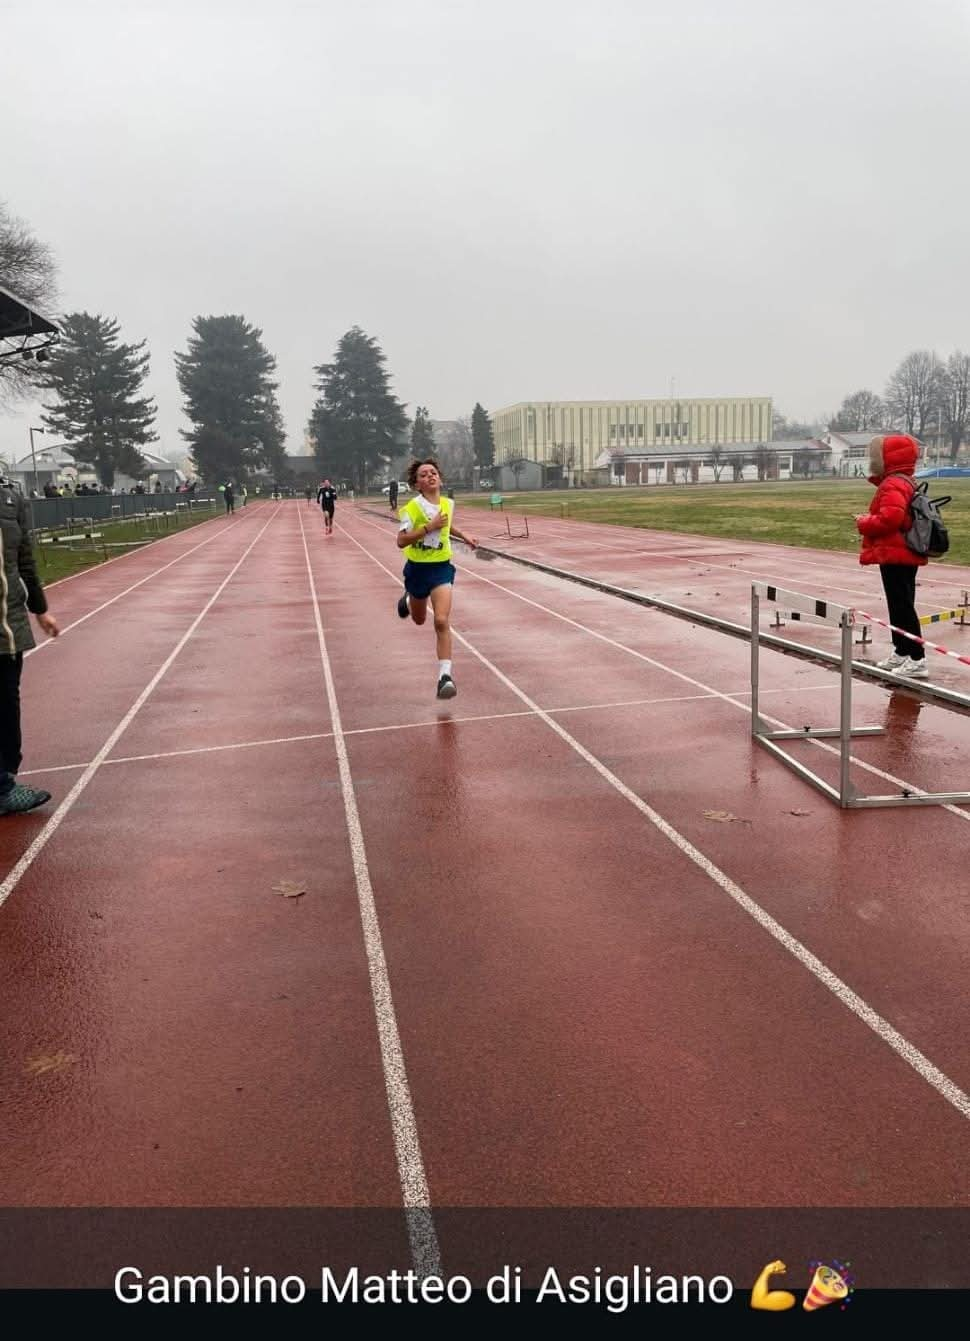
[272,880,307,899]
[25,1051,77,1077]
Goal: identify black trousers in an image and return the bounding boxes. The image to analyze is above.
[0,652,24,784]
[879,564,924,659]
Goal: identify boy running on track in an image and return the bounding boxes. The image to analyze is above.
[317,478,337,533]
[396,458,477,699]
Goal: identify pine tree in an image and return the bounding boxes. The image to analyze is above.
[176,315,286,484]
[410,406,435,454]
[308,327,407,491]
[40,312,156,488]
[471,402,495,471]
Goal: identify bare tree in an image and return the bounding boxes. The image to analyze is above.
[0,201,59,404]
[707,444,725,481]
[940,351,970,463]
[753,444,776,481]
[729,454,746,481]
[885,351,944,437]
[434,418,474,483]
[509,456,529,488]
[830,389,885,432]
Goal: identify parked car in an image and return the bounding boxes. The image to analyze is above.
[478,479,494,489]
[382,481,410,495]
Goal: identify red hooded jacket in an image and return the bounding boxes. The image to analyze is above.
[855,434,925,567]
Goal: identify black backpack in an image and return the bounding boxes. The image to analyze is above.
[894,477,951,558]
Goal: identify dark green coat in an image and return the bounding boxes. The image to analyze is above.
[0,486,48,655]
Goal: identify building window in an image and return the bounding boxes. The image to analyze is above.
[638,424,644,438]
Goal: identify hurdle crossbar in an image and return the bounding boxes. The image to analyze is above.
[751,583,970,809]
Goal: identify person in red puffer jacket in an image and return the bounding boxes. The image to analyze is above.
[855,433,927,678]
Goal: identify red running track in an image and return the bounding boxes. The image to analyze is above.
[1,499,968,1284]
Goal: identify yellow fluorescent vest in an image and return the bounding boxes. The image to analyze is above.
[400,495,454,563]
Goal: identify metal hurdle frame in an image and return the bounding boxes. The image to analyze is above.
[751,582,970,809]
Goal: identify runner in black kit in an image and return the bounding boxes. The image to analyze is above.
[316,478,337,534]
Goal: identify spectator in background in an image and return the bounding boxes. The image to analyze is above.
[388,479,398,511]
[855,433,927,679]
[223,481,235,514]
[0,475,59,814]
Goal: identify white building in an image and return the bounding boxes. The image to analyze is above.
[492,396,773,484]
[7,443,183,493]
[819,430,926,477]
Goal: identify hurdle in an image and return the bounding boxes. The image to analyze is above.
[493,512,530,540]
[751,582,970,808]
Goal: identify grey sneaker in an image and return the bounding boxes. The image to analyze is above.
[436,674,457,700]
[876,651,908,670]
[896,656,928,679]
[0,785,52,815]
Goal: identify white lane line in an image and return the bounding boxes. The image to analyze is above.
[345,524,970,1123]
[454,552,970,821]
[297,506,440,1277]
[19,683,841,778]
[0,508,282,912]
[26,516,242,656]
[357,512,952,808]
[507,512,970,592]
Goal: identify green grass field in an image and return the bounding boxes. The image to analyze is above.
[459,479,970,564]
[34,503,233,583]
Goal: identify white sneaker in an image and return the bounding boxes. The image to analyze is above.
[876,651,908,670]
[896,657,929,679]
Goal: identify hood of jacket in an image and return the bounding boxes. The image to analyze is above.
[867,433,919,483]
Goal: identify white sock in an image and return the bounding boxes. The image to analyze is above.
[438,660,452,678]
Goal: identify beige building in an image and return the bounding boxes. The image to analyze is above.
[492,397,773,482]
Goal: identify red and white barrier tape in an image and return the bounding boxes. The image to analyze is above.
[854,610,970,667]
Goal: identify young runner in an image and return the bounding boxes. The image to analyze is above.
[317,478,337,534]
[396,458,477,699]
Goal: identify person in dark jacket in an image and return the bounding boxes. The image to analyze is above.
[223,481,235,514]
[316,479,337,534]
[0,480,60,813]
[855,433,927,678]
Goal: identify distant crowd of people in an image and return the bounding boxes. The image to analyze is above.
[34,479,202,499]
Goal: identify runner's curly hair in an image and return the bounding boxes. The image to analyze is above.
[406,457,443,489]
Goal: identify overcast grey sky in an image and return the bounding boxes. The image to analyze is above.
[3,0,970,464]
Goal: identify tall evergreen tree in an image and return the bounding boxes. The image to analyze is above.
[308,327,407,491]
[40,312,156,488]
[471,402,495,471]
[176,315,286,484]
[410,405,435,454]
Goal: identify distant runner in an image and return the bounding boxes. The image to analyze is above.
[317,478,337,534]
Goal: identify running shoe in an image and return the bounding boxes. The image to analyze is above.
[436,674,457,700]
[896,657,928,679]
[876,651,908,670]
[0,785,52,815]
[397,592,409,619]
